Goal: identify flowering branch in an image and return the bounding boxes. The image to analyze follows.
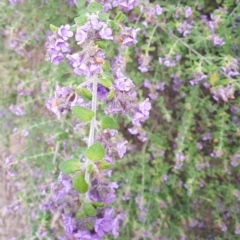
[44,2,151,239]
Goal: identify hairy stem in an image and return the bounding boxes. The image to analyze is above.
[88,77,98,147]
[85,76,98,185]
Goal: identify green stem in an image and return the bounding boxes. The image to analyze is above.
[145,23,159,55]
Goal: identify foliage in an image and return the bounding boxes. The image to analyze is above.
[1,0,240,239]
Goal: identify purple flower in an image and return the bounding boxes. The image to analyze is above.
[66,0,77,6]
[46,87,76,119]
[177,21,193,36]
[58,25,73,41]
[149,92,158,100]
[111,213,124,238]
[89,15,101,31]
[118,0,139,12]
[62,214,74,236]
[114,75,134,92]
[74,231,100,240]
[221,57,239,77]
[155,4,162,15]
[189,72,207,85]
[45,36,65,65]
[185,6,192,18]
[211,84,234,102]
[212,35,225,46]
[89,178,118,203]
[174,152,185,170]
[156,82,165,91]
[97,84,109,100]
[235,224,240,235]
[171,74,183,91]
[99,23,113,40]
[75,27,88,45]
[55,86,75,100]
[220,222,228,232]
[230,152,240,167]
[66,52,84,68]
[66,53,89,76]
[138,54,151,72]
[139,98,151,116]
[102,3,113,12]
[159,56,178,67]
[117,141,128,158]
[9,0,21,4]
[132,98,151,126]
[21,129,29,137]
[202,132,211,141]
[120,27,139,46]
[95,209,114,237]
[9,104,25,116]
[197,142,203,150]
[143,79,152,88]
[51,52,64,65]
[55,38,71,53]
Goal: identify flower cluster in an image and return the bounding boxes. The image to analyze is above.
[45,25,72,65]
[95,0,139,12]
[211,84,235,102]
[140,3,162,27]
[159,54,182,67]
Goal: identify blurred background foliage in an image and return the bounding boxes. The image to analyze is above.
[1,0,240,239]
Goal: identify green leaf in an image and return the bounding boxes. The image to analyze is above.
[120,14,127,22]
[50,24,58,32]
[99,78,112,88]
[101,116,119,130]
[95,40,110,50]
[74,16,88,26]
[85,142,105,161]
[98,13,109,21]
[71,106,94,122]
[107,89,115,100]
[91,201,105,208]
[83,203,97,217]
[102,61,110,71]
[75,212,86,218]
[76,88,92,100]
[108,20,115,28]
[114,11,126,22]
[78,8,88,16]
[215,79,230,86]
[72,174,89,193]
[114,11,123,21]
[98,160,112,170]
[57,131,69,141]
[86,222,94,231]
[59,159,81,174]
[88,2,103,13]
[76,0,86,9]
[107,20,120,31]
[70,25,77,32]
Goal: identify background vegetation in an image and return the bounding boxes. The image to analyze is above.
[1,0,240,239]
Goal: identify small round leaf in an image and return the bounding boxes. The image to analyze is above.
[59,159,81,174]
[83,203,97,217]
[72,174,89,193]
[101,116,119,130]
[85,142,105,161]
[88,2,102,12]
[71,106,94,122]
